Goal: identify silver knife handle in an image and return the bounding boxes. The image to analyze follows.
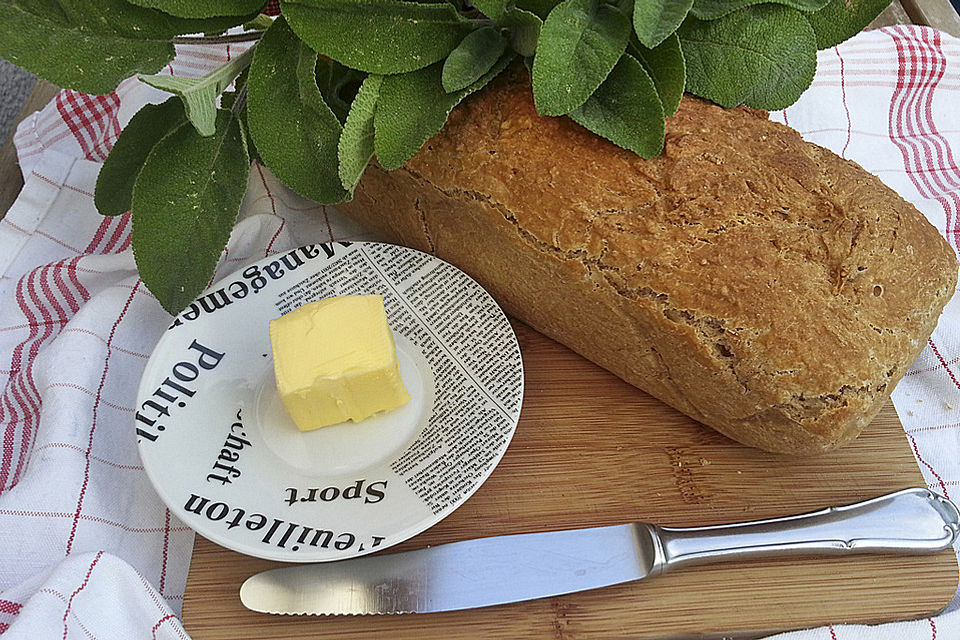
[654,487,960,571]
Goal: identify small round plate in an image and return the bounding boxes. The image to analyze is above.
[136,242,523,562]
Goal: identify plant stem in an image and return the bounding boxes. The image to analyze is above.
[173,32,264,45]
[231,84,248,116]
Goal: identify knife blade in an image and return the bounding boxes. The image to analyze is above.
[240,487,959,615]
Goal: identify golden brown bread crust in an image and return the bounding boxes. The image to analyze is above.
[340,67,958,455]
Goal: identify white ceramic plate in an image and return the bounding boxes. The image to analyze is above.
[136,242,523,562]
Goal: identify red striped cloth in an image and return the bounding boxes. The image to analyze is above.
[0,42,373,639]
[0,25,958,640]
[760,25,960,640]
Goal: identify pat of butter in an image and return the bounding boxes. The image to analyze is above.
[269,295,411,431]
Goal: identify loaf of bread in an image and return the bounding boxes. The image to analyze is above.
[339,66,958,455]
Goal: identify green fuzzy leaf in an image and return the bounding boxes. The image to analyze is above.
[338,74,383,193]
[633,0,692,49]
[805,0,891,49]
[442,27,507,93]
[95,98,187,216]
[690,0,829,20]
[281,0,471,74]
[500,7,542,57]
[244,13,276,30]
[472,0,508,18]
[374,52,515,170]
[678,5,817,110]
[0,0,259,94]
[126,0,266,18]
[53,0,257,38]
[131,109,250,314]
[0,1,172,94]
[248,16,347,203]
[532,0,631,116]
[140,47,254,137]
[570,53,664,157]
[630,32,685,116]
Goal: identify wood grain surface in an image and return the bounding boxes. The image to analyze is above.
[900,0,960,36]
[182,320,958,640]
[0,79,58,217]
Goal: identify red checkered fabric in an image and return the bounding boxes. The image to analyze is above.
[1,25,959,640]
[13,45,243,174]
[763,26,960,639]
[54,92,121,163]
[1,39,373,639]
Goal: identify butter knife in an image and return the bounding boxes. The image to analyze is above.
[240,487,959,615]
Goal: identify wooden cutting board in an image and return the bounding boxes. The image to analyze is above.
[182,319,958,639]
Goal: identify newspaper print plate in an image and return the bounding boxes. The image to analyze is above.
[136,242,524,562]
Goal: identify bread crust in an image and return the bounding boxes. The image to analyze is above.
[340,67,958,455]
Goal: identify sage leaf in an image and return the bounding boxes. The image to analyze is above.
[248,16,347,203]
[338,74,383,193]
[131,110,249,314]
[678,5,817,110]
[500,7,542,57]
[244,14,276,31]
[126,0,266,18]
[54,0,257,38]
[691,0,829,20]
[0,0,260,94]
[570,53,664,157]
[532,0,631,116]
[140,47,254,137]
[630,32,685,116]
[442,27,507,93]
[472,0,508,18]
[374,52,515,170]
[95,98,187,217]
[633,0,692,49]
[805,0,891,49]
[281,0,471,74]
[0,1,173,94]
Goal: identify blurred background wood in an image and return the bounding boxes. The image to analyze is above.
[0,79,57,216]
[900,0,960,36]
[873,1,915,27]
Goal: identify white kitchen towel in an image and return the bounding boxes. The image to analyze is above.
[763,24,960,640]
[0,25,958,640]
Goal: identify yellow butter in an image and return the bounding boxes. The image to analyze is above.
[269,295,411,431]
